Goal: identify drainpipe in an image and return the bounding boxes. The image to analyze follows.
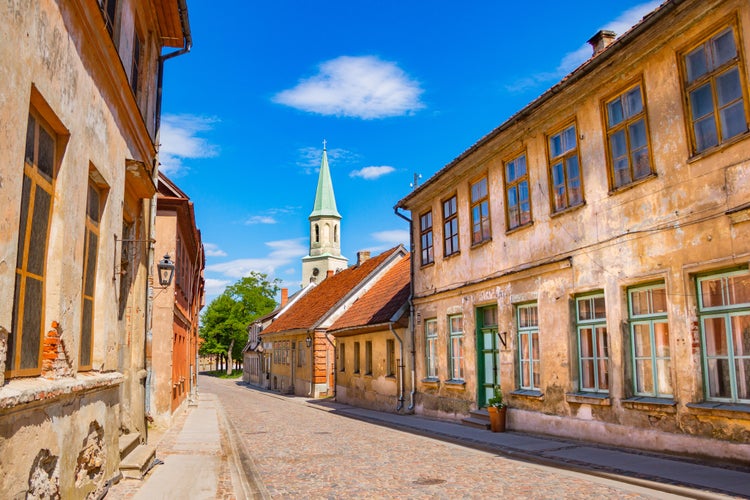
[394,206,416,412]
[324,332,336,399]
[389,323,405,412]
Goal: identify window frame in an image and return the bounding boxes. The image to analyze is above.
[386,339,396,377]
[679,21,750,157]
[628,282,672,398]
[696,268,750,403]
[516,303,540,391]
[575,293,609,393]
[469,175,491,245]
[425,318,438,379]
[419,210,434,266]
[448,314,464,381]
[503,151,532,230]
[546,121,584,213]
[442,194,460,257]
[603,79,655,191]
[353,341,360,374]
[365,340,373,376]
[339,342,346,372]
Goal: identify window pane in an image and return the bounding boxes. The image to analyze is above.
[635,359,653,394]
[630,289,649,316]
[720,101,747,141]
[9,274,21,367]
[690,84,715,119]
[566,155,581,205]
[28,186,51,276]
[632,148,651,179]
[21,277,43,370]
[654,322,670,357]
[25,115,36,165]
[727,273,750,305]
[694,116,719,152]
[507,187,518,209]
[580,328,593,356]
[707,358,732,398]
[37,126,55,180]
[656,359,673,395]
[633,324,651,357]
[614,158,630,187]
[550,134,562,158]
[593,296,606,319]
[531,332,539,359]
[713,29,737,67]
[735,358,750,400]
[84,231,98,296]
[625,86,643,117]
[629,119,648,150]
[610,130,627,158]
[700,277,724,307]
[686,45,708,83]
[563,126,577,152]
[652,287,667,313]
[716,68,742,106]
[80,297,93,367]
[597,359,609,390]
[520,334,529,360]
[607,98,624,127]
[17,176,31,260]
[703,316,728,355]
[521,360,530,387]
[532,361,540,387]
[581,359,595,389]
[731,314,750,356]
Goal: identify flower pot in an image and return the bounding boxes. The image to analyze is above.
[487,406,507,432]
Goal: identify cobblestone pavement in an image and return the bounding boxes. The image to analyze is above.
[204,377,682,500]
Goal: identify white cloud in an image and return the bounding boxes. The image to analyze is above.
[203,243,227,257]
[350,166,396,180]
[372,230,410,246]
[159,114,220,176]
[273,56,424,119]
[205,238,307,279]
[245,215,278,225]
[506,1,662,92]
[204,278,231,297]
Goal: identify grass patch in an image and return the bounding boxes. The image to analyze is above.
[202,369,243,379]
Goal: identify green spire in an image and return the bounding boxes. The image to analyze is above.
[310,141,341,219]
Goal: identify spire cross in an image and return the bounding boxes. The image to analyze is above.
[322,139,327,150]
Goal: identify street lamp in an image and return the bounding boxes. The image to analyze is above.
[305,334,312,348]
[157,254,175,287]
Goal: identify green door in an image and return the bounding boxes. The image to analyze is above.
[477,306,500,406]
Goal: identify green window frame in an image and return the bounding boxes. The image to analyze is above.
[605,82,653,189]
[448,315,464,381]
[443,195,459,257]
[547,123,583,212]
[420,211,433,266]
[681,25,749,155]
[697,268,750,403]
[576,293,609,393]
[470,177,491,245]
[517,303,540,391]
[628,283,672,397]
[425,318,438,379]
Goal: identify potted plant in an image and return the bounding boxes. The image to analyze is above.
[486,385,507,432]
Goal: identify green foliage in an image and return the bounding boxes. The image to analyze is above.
[199,272,280,362]
[487,385,506,408]
[203,369,243,379]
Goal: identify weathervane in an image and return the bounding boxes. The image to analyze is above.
[410,172,422,190]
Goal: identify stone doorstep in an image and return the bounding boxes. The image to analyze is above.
[462,409,491,430]
[119,433,141,460]
[119,443,156,480]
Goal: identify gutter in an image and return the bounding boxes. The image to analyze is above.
[394,206,416,412]
[155,0,192,137]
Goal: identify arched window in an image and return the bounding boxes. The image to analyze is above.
[314,224,319,243]
[334,224,338,243]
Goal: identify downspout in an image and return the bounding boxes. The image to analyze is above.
[324,332,336,399]
[394,206,416,412]
[389,323,405,412]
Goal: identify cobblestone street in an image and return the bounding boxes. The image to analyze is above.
[204,376,682,499]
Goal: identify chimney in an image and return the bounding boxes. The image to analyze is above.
[281,288,288,308]
[587,30,616,56]
[357,250,371,265]
[326,269,334,278]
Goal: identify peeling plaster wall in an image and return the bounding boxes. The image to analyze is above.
[405,0,750,462]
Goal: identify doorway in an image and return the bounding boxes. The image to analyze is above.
[477,305,499,406]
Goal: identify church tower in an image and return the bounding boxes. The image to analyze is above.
[302,142,348,285]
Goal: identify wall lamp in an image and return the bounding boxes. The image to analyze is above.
[157,254,175,287]
[305,334,313,348]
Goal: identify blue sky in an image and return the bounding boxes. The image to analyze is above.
[159,0,662,301]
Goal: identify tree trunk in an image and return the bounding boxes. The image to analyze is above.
[226,339,235,376]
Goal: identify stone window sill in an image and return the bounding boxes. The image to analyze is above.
[0,372,123,410]
[686,402,750,420]
[565,392,611,406]
[421,377,440,387]
[511,389,543,400]
[444,379,466,390]
[622,397,677,413]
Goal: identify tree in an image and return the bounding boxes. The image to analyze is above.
[199,272,279,374]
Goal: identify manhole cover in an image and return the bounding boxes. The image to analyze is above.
[413,478,446,486]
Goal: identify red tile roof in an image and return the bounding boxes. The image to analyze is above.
[328,255,410,333]
[262,246,404,335]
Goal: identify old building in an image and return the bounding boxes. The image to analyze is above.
[396,0,750,463]
[261,247,408,397]
[0,0,190,496]
[329,254,412,412]
[151,172,205,427]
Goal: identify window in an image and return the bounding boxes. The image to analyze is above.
[470,177,491,244]
[504,153,532,229]
[314,224,319,243]
[605,83,653,189]
[682,26,748,154]
[353,342,360,373]
[99,0,119,39]
[80,179,104,371]
[339,343,346,372]
[131,30,142,99]
[386,339,396,377]
[419,211,434,266]
[576,294,608,393]
[7,112,58,377]
[297,341,304,367]
[548,123,583,212]
[443,195,459,256]
[697,269,750,403]
[517,304,540,391]
[448,315,464,380]
[365,341,372,375]
[629,283,672,397]
[425,318,438,379]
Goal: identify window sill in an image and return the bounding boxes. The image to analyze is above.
[420,261,435,269]
[607,172,657,195]
[0,371,123,410]
[505,221,534,236]
[565,392,611,406]
[686,402,750,420]
[444,379,466,390]
[421,377,440,387]
[550,201,586,219]
[443,250,461,260]
[511,389,543,400]
[622,397,677,413]
[686,129,750,164]
[470,238,492,250]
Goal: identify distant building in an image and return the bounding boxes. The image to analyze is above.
[151,172,205,428]
[0,0,191,495]
[396,0,750,463]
